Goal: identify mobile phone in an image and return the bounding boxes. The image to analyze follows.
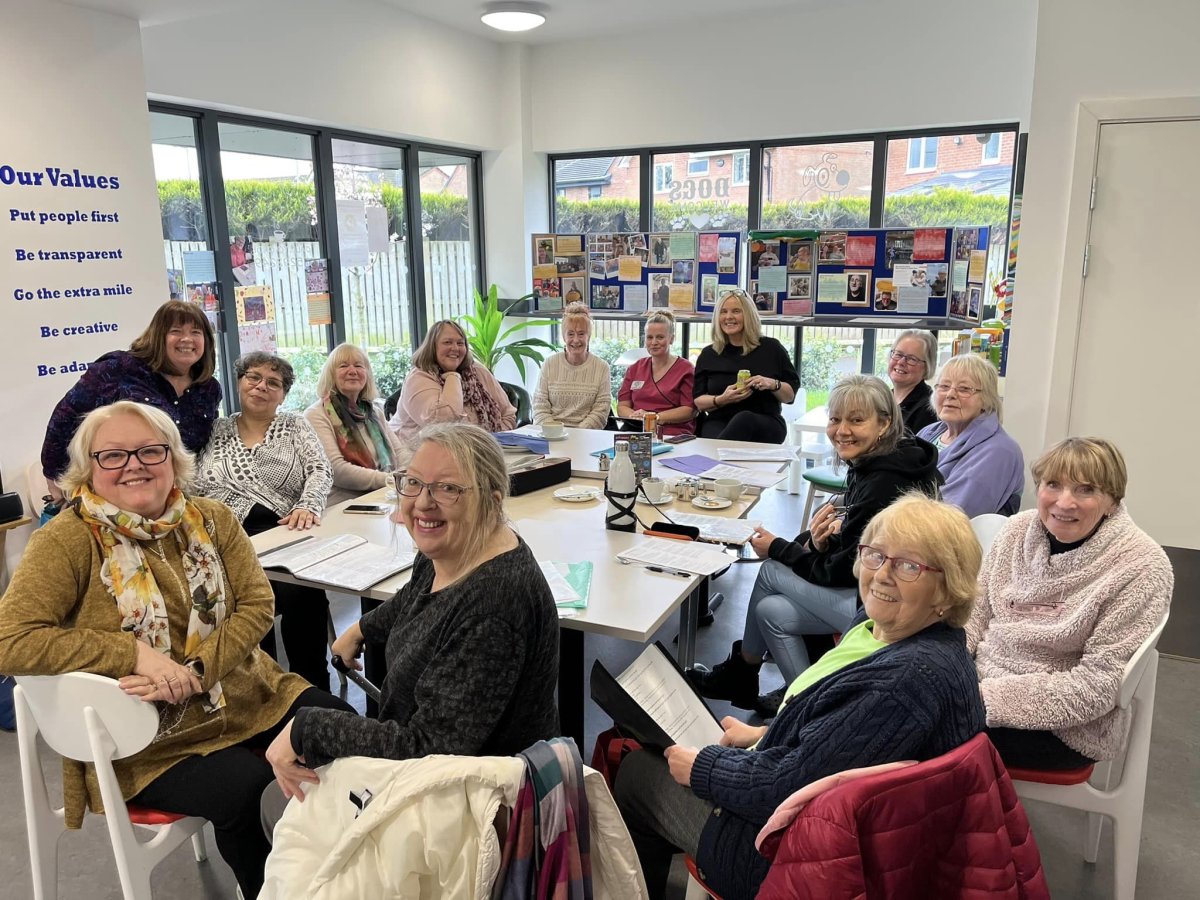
[344,503,391,515]
[664,433,697,444]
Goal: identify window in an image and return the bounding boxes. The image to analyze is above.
[654,162,674,193]
[651,148,749,232]
[588,185,603,199]
[760,141,874,229]
[418,149,481,333]
[732,151,749,186]
[906,137,938,172]
[981,132,1001,164]
[553,155,640,233]
[687,157,709,176]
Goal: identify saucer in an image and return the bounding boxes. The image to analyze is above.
[536,431,569,441]
[636,494,672,506]
[692,495,732,510]
[554,486,601,503]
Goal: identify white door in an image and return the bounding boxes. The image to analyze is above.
[1069,119,1200,549]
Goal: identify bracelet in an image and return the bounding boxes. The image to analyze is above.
[712,395,721,409]
[775,379,781,391]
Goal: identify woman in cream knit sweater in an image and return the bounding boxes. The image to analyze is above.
[532,302,612,430]
[968,437,1173,768]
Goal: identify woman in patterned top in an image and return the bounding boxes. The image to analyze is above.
[194,352,335,689]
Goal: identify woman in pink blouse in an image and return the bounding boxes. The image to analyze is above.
[616,309,696,436]
[390,320,517,446]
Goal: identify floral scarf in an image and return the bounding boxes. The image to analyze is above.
[459,364,508,432]
[73,484,227,712]
[323,391,394,471]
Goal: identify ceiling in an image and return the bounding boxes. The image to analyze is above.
[66,0,817,43]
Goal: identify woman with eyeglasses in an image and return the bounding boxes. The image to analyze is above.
[885,329,938,434]
[917,354,1024,517]
[689,375,941,714]
[263,423,560,805]
[616,495,985,900]
[0,402,352,899]
[193,352,335,690]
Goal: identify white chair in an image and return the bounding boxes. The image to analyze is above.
[970,513,1008,557]
[616,347,649,367]
[1008,611,1170,900]
[14,672,209,900]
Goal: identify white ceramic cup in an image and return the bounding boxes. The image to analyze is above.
[541,420,565,439]
[642,477,667,503]
[714,478,744,501]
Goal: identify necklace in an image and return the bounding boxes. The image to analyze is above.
[149,540,167,562]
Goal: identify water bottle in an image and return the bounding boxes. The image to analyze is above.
[605,442,636,532]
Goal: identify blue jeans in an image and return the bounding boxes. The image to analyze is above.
[742,559,860,683]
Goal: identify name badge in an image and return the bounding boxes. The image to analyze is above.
[631,380,645,390]
[1008,599,1065,619]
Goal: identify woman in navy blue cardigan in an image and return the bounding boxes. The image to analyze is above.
[614,495,986,900]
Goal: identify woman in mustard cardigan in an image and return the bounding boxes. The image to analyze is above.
[0,401,351,898]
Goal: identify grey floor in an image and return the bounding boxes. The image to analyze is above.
[2,485,1196,898]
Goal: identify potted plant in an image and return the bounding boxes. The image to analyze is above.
[461,284,557,381]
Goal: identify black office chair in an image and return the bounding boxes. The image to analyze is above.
[500,381,533,428]
[383,387,402,422]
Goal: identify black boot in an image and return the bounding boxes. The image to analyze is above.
[686,641,761,709]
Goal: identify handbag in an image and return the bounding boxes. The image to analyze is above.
[589,726,642,791]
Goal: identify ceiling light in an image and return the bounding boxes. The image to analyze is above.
[481,2,547,32]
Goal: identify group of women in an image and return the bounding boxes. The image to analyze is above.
[2,298,1175,900]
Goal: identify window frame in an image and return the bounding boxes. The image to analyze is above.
[686,157,709,176]
[981,132,1001,164]
[653,161,674,193]
[732,150,750,186]
[906,136,939,173]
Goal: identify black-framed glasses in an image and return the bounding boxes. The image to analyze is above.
[241,370,286,392]
[395,473,472,504]
[889,350,924,367]
[933,383,983,399]
[91,444,171,470]
[857,544,943,582]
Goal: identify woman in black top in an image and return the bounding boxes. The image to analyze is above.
[886,329,938,434]
[693,290,799,443]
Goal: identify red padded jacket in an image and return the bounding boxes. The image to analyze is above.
[756,734,1049,900]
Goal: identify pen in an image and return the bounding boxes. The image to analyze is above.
[646,565,692,578]
[256,535,314,558]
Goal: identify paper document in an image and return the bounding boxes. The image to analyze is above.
[538,560,593,609]
[667,513,758,546]
[717,447,797,462]
[616,644,724,748]
[257,534,415,593]
[658,454,721,476]
[617,537,732,576]
[697,463,787,490]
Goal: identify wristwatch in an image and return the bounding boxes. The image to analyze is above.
[774,379,781,391]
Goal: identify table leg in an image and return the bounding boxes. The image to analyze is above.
[360,596,384,718]
[676,579,704,670]
[558,628,585,749]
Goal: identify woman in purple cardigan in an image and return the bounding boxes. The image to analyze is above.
[918,354,1024,517]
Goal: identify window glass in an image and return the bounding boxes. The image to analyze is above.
[651,148,750,232]
[553,155,641,233]
[218,122,325,410]
[759,142,874,229]
[331,138,414,400]
[801,326,863,410]
[418,150,480,330]
[981,132,1001,164]
[907,136,938,171]
[732,151,749,186]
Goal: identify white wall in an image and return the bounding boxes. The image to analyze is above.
[0,0,168,571]
[1004,0,1200,464]
[528,0,1038,152]
[140,0,505,149]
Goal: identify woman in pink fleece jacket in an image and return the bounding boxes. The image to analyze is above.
[968,437,1173,769]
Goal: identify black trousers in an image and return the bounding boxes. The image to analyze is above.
[130,687,353,898]
[699,410,786,444]
[988,727,1097,770]
[242,504,332,691]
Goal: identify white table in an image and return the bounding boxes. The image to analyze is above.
[250,427,790,744]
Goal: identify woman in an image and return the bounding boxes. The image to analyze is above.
[968,437,1173,769]
[618,495,986,900]
[690,375,942,708]
[0,402,351,899]
[193,352,335,690]
[616,310,695,436]
[264,423,560,799]
[40,300,221,500]
[693,290,799,443]
[918,354,1024,517]
[305,343,406,507]
[532,302,612,430]
[885,329,938,434]
[390,320,516,444]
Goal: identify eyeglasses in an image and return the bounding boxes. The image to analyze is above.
[241,371,286,392]
[933,383,983,399]
[858,544,943,582]
[889,350,924,367]
[395,473,473,504]
[91,444,171,470]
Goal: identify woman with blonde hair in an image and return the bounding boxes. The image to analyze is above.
[533,302,613,430]
[305,343,406,507]
[917,353,1024,517]
[390,320,516,445]
[692,290,798,442]
[616,309,695,436]
[969,437,1173,769]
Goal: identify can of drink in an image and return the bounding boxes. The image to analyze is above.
[736,369,751,389]
[643,411,658,437]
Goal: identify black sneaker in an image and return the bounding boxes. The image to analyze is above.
[753,686,787,720]
[685,640,761,709]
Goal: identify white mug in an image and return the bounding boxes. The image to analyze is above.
[541,420,565,439]
[642,477,668,503]
[714,478,744,501]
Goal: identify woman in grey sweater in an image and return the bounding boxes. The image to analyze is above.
[265,423,560,798]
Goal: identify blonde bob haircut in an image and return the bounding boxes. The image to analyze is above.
[59,401,195,498]
[828,374,904,459]
[1031,436,1128,503]
[316,343,382,403]
[931,354,1004,423]
[644,308,676,341]
[562,301,593,337]
[855,493,980,627]
[412,320,477,376]
[406,422,510,579]
[710,290,762,354]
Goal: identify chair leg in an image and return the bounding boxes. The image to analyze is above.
[191,829,208,863]
[327,611,346,690]
[1084,760,1114,863]
[800,483,817,526]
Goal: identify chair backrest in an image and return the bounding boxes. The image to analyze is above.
[499,381,533,428]
[383,387,402,422]
[971,513,1008,556]
[15,673,159,762]
[1118,610,1170,709]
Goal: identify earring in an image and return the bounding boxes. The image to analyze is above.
[936,609,945,618]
